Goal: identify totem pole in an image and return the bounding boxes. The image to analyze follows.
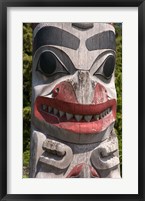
[30,23,120,178]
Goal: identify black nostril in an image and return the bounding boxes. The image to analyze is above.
[52,88,59,97]
[55,88,59,93]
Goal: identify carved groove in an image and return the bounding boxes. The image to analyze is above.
[91,137,120,170]
[39,139,73,169]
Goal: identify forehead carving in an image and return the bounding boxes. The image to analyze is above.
[86,31,116,51]
[33,26,80,53]
[33,23,115,71]
[33,26,115,53]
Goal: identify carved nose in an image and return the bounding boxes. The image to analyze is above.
[75,70,95,104]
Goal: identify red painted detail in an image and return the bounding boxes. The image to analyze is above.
[66,164,84,178]
[34,96,116,134]
[66,163,100,178]
[34,81,116,134]
[35,96,116,116]
[52,82,78,103]
[49,81,110,105]
[52,88,59,98]
[90,166,100,177]
[93,83,108,104]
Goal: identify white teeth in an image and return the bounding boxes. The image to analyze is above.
[100,113,104,118]
[108,108,111,113]
[66,113,73,120]
[94,114,99,120]
[53,108,58,115]
[42,105,47,111]
[59,111,64,117]
[103,111,106,117]
[42,104,112,122]
[48,106,52,113]
[84,115,92,122]
[75,115,83,122]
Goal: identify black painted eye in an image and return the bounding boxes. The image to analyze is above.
[103,56,115,78]
[39,52,56,75]
[94,55,115,80]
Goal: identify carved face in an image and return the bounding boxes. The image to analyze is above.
[32,23,116,144]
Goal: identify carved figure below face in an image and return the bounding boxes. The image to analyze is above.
[30,23,120,178]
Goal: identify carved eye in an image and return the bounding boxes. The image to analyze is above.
[37,51,69,77]
[39,52,56,75]
[103,56,115,78]
[94,55,115,80]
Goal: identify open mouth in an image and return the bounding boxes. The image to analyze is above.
[34,96,116,134]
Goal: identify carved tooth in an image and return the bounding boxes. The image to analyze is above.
[94,114,99,120]
[75,115,83,122]
[59,111,64,117]
[101,113,103,118]
[54,108,58,115]
[100,113,103,119]
[99,113,102,119]
[42,104,47,111]
[48,106,52,113]
[103,111,106,117]
[84,115,92,122]
[66,113,73,120]
[108,108,111,113]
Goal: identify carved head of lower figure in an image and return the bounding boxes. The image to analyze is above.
[30,22,121,178]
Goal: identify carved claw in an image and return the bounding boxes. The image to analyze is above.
[39,139,73,169]
[91,136,120,170]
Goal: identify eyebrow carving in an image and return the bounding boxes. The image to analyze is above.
[33,26,80,53]
[86,31,116,51]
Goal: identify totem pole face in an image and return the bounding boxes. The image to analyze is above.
[30,23,120,178]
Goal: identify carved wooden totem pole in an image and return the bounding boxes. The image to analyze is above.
[30,23,120,178]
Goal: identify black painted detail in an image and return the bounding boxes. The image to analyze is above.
[37,51,69,77]
[86,31,116,51]
[72,23,94,30]
[103,56,115,78]
[39,52,56,75]
[38,47,77,75]
[33,26,80,53]
[94,55,115,80]
[36,48,77,81]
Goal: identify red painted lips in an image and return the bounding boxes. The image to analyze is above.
[34,96,116,134]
